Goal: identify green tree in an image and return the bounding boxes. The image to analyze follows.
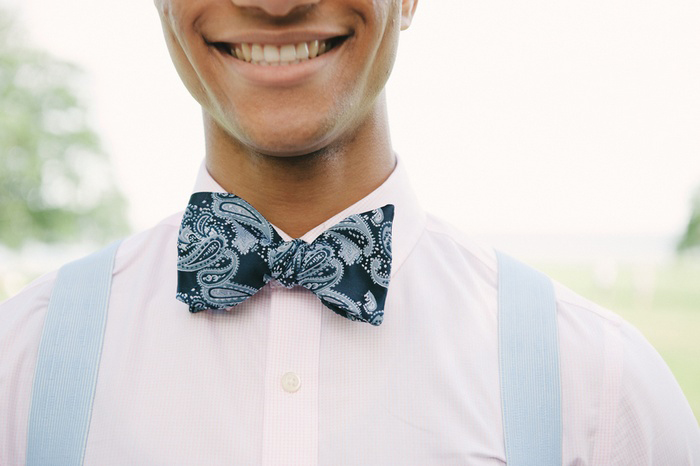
[0,8,128,250]
[678,186,700,253]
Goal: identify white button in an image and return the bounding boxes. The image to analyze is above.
[281,372,301,393]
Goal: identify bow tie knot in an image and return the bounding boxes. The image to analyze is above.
[177,192,394,325]
[268,238,310,287]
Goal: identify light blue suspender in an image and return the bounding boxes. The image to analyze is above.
[26,241,121,466]
[496,251,562,466]
[26,246,562,465]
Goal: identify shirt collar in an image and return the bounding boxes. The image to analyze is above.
[191,157,426,277]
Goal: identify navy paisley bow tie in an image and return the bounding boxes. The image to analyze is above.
[176,193,394,326]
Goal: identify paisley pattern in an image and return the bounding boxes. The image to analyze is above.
[177,192,394,326]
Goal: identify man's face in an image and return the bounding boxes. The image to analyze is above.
[155,0,417,157]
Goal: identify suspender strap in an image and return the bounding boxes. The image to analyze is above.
[496,251,562,466]
[26,241,121,466]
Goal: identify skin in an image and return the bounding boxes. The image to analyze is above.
[154,0,418,237]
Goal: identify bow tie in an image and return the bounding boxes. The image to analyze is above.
[176,193,394,326]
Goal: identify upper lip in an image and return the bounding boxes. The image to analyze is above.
[207,30,351,46]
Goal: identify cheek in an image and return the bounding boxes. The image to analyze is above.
[158,7,211,107]
[374,23,400,91]
[359,5,401,102]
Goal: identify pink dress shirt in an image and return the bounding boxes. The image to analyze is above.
[1,161,699,465]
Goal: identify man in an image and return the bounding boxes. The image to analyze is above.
[1,0,698,464]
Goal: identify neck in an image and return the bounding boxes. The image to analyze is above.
[203,96,396,238]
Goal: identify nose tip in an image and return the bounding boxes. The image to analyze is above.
[230,0,320,17]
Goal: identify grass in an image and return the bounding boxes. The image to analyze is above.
[539,259,700,421]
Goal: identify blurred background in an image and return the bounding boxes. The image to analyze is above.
[0,0,698,418]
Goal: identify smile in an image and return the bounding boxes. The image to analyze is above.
[210,37,348,66]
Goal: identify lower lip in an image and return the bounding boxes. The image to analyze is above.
[215,42,345,88]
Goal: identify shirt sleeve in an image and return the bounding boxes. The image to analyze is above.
[612,320,700,465]
[0,274,55,466]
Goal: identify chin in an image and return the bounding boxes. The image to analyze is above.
[235,117,341,157]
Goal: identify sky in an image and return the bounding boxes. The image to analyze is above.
[3,0,700,253]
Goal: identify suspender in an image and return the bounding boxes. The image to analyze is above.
[26,241,121,466]
[496,251,562,466]
[26,246,562,465]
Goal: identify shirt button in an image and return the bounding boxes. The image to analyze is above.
[281,372,301,393]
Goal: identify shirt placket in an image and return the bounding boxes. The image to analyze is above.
[261,280,321,466]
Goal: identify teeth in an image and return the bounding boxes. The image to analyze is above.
[263,44,279,62]
[241,43,252,62]
[309,40,319,58]
[225,39,334,65]
[296,42,309,60]
[251,44,264,62]
[280,44,297,62]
